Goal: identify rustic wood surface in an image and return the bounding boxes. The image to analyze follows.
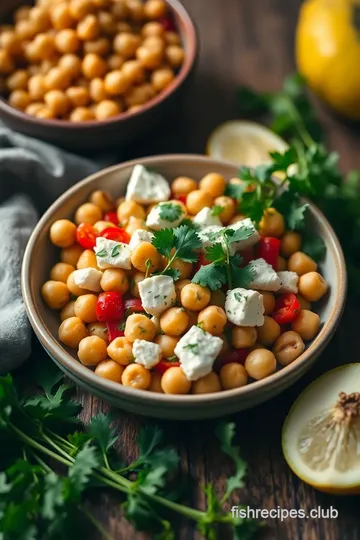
[36,0,360,538]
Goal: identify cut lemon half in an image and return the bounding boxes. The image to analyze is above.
[206,120,289,168]
[282,364,360,494]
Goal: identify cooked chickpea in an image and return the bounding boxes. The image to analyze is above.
[61,244,83,266]
[165,30,180,45]
[214,196,236,224]
[14,6,31,23]
[69,0,95,20]
[277,256,287,271]
[112,1,129,19]
[256,316,281,347]
[95,360,124,382]
[174,279,190,302]
[106,54,123,71]
[31,33,56,60]
[77,14,99,41]
[298,271,328,302]
[280,231,302,257]
[165,45,184,67]
[125,217,148,236]
[84,36,111,55]
[144,0,167,18]
[70,107,96,122]
[0,30,21,55]
[66,86,90,107]
[59,54,82,78]
[220,363,248,390]
[55,29,80,54]
[94,220,114,233]
[95,99,122,119]
[148,371,164,393]
[259,208,285,238]
[136,45,163,69]
[113,33,141,58]
[168,258,192,280]
[117,200,145,223]
[288,252,317,276]
[291,310,320,341]
[15,20,37,41]
[273,331,305,366]
[172,176,197,196]
[89,77,107,102]
[231,326,257,348]
[124,83,155,107]
[297,294,311,311]
[104,70,130,95]
[60,300,76,321]
[180,283,211,311]
[75,203,102,225]
[44,90,70,117]
[25,102,43,117]
[124,313,156,342]
[121,59,145,84]
[6,70,28,91]
[82,53,107,78]
[45,67,71,91]
[186,190,213,215]
[122,363,151,389]
[9,90,30,110]
[42,280,70,309]
[107,336,133,365]
[50,262,75,283]
[87,321,108,340]
[197,306,227,336]
[192,372,221,394]
[59,316,88,348]
[130,271,145,297]
[161,366,191,394]
[67,272,91,296]
[74,294,98,322]
[141,21,164,37]
[262,291,275,315]
[160,307,189,336]
[51,3,75,30]
[78,335,107,366]
[0,50,14,74]
[50,219,76,247]
[143,35,165,53]
[131,242,162,273]
[154,334,178,358]
[29,7,51,32]
[36,107,56,119]
[151,67,174,92]
[100,268,129,294]
[27,74,46,101]
[199,173,226,198]
[245,349,277,380]
[126,0,145,21]
[229,214,246,225]
[98,11,117,35]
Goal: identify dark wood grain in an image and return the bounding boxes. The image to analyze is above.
[34,0,360,538]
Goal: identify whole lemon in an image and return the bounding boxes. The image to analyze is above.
[296,0,360,119]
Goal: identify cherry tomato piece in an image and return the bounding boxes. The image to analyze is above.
[160,16,176,31]
[106,321,125,342]
[101,227,130,244]
[219,349,249,366]
[104,212,119,225]
[175,194,187,205]
[194,253,212,273]
[272,293,300,324]
[124,298,144,315]
[258,236,280,270]
[76,223,98,249]
[154,360,181,375]
[96,292,124,322]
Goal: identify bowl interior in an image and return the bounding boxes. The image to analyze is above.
[22,155,347,413]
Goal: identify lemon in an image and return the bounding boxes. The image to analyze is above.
[206,120,289,168]
[282,364,360,494]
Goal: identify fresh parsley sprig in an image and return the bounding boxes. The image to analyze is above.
[158,202,184,222]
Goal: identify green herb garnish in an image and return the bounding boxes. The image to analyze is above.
[158,202,184,222]
[183,343,199,354]
[145,257,152,278]
[211,205,224,216]
[96,248,107,258]
[111,244,121,257]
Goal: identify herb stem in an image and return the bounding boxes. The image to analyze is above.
[284,96,314,149]
[41,431,75,463]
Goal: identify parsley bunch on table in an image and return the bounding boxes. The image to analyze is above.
[0,362,258,540]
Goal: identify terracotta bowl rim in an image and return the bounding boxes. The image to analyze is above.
[0,0,197,129]
[22,154,347,407]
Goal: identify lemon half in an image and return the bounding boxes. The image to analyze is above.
[282,364,360,494]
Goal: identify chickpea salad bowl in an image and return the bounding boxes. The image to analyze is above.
[22,155,346,419]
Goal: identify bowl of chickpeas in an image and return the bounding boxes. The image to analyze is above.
[22,154,346,419]
[0,0,196,151]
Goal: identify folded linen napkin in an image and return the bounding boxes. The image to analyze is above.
[0,125,100,374]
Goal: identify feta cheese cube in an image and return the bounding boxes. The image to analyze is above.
[226,218,260,255]
[146,202,185,231]
[129,229,153,251]
[277,271,299,293]
[133,339,161,369]
[138,275,176,316]
[72,268,103,292]
[94,237,131,270]
[174,326,223,381]
[248,258,282,291]
[193,207,222,229]
[198,225,224,251]
[125,164,170,204]
[225,288,264,327]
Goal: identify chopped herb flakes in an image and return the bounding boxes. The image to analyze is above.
[183,343,199,354]
[96,248,107,258]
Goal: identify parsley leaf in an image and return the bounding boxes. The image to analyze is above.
[215,423,247,500]
[211,205,224,216]
[231,263,255,289]
[96,248,107,258]
[111,244,121,257]
[173,225,202,262]
[88,413,117,454]
[302,234,326,262]
[205,243,226,264]
[224,182,246,201]
[192,263,227,291]
[159,202,184,222]
[225,225,253,244]
[68,443,99,500]
[161,268,181,281]
[151,228,174,258]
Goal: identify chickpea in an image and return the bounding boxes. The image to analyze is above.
[25,103,43,117]
[107,336,133,365]
[197,306,226,336]
[59,54,82,78]
[136,46,163,69]
[186,190,213,215]
[44,90,70,117]
[125,217,148,236]
[261,291,275,315]
[148,371,164,393]
[27,74,46,101]
[89,190,114,212]
[273,331,305,366]
[161,366,191,394]
[0,31,22,56]
[277,256,287,272]
[280,231,302,258]
[89,77,107,102]
[45,67,71,91]
[165,45,184,67]
[69,0,95,20]
[130,271,145,297]
[171,176,197,196]
[151,67,174,92]
[297,295,311,311]
[29,7,51,32]
[88,321,108,340]
[14,6,31,23]
[66,86,90,107]
[256,316,281,347]
[116,22,132,33]
[112,1,129,19]
[36,107,55,120]
[291,310,320,341]
[245,349,277,380]
[15,20,37,41]
[108,54,125,71]
[98,11,117,35]
[220,363,248,390]
[32,33,56,60]
[213,196,236,224]
[70,107,96,122]
[143,36,165,53]
[126,0,145,21]
[100,268,129,294]
[298,272,328,302]
[95,99,122,120]
[95,360,124,382]
[159,307,188,336]
[168,258,192,280]
[288,252,317,276]
[77,14,99,41]
[61,244,83,266]
[124,313,156,342]
[113,33,141,58]
[75,203,102,225]
[104,70,130,95]
[122,363,151,389]
[55,29,80,54]
[192,372,221,394]
[181,283,211,311]
[121,60,145,84]
[124,84,155,107]
[94,221,116,233]
[50,219,76,248]
[67,272,91,296]
[165,31,180,45]
[130,242,162,273]
[60,300,76,321]
[174,279,190,302]
[154,335,177,358]
[144,0,167,18]
[199,173,226,198]
[74,294,98,323]
[229,214,246,225]
[84,37,111,55]
[82,53,107,78]
[51,3,75,30]
[230,326,256,349]
[142,21,164,37]
[59,316,88,348]
[78,335,107,366]
[41,280,70,309]
[117,200,145,224]
[50,262,75,283]
[9,90,30,111]
[6,70,28,92]
[259,208,285,238]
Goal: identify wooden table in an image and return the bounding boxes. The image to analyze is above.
[41,0,360,538]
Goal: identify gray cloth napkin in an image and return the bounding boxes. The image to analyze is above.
[0,125,101,374]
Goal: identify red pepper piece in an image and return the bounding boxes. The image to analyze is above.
[241,247,254,267]
[258,236,280,270]
[219,348,249,366]
[194,253,212,273]
[101,227,130,244]
[76,223,98,249]
[154,360,181,375]
[106,322,125,343]
[96,292,124,322]
[124,298,144,315]
[272,293,300,325]
[103,211,119,225]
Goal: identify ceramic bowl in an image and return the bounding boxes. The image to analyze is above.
[22,155,347,419]
[0,0,197,152]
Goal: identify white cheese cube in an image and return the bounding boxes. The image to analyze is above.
[72,268,103,292]
[174,326,223,381]
[226,218,260,255]
[277,271,299,294]
[146,202,185,231]
[225,288,264,327]
[94,237,131,270]
[129,229,153,251]
[138,275,176,316]
[248,258,282,291]
[133,339,161,369]
[198,225,224,251]
[193,207,222,229]
[125,164,170,204]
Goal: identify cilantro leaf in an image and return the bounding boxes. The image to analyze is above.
[302,235,326,262]
[225,225,252,244]
[180,217,200,230]
[231,262,255,289]
[68,443,99,500]
[111,244,121,257]
[215,423,247,500]
[173,225,202,262]
[287,202,308,231]
[137,426,164,458]
[161,268,181,281]
[96,248,107,258]
[211,205,224,216]
[224,182,246,201]
[151,228,174,258]
[42,472,64,520]
[159,203,184,222]
[192,263,227,291]
[88,413,117,454]
[205,243,226,264]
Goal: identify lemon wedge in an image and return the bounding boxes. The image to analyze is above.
[282,364,360,494]
[206,120,289,168]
